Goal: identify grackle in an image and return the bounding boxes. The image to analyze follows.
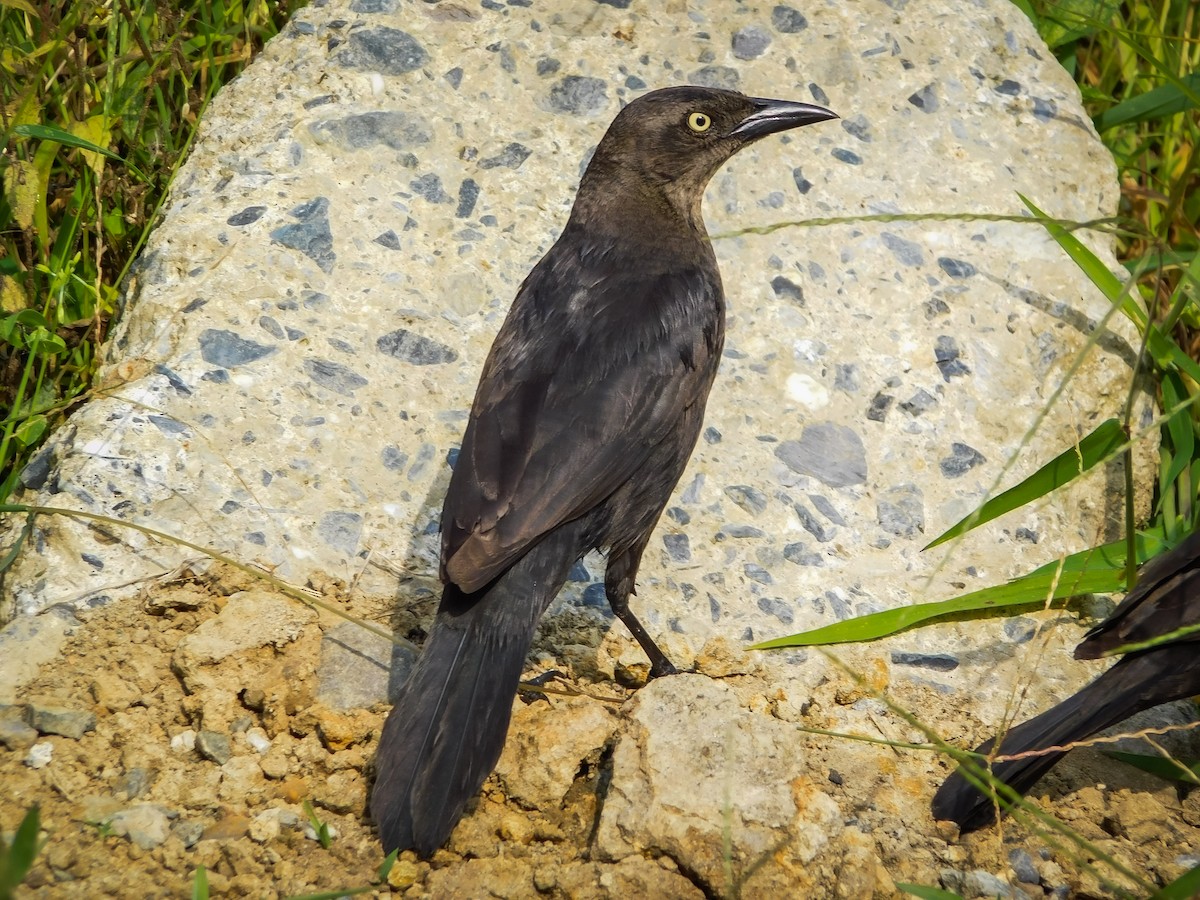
[370,86,836,855]
[932,529,1200,832]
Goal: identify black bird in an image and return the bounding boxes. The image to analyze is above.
[932,530,1200,832]
[370,86,836,855]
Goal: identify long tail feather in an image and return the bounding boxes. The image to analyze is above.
[370,522,586,854]
[932,644,1200,832]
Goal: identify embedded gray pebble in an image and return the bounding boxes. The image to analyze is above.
[335,27,428,76]
[198,329,275,369]
[303,359,367,396]
[1003,617,1038,644]
[940,442,987,478]
[770,275,804,303]
[662,533,691,562]
[909,84,938,112]
[901,389,938,416]
[840,115,873,142]
[876,484,925,537]
[0,716,38,750]
[227,206,265,226]
[109,804,175,850]
[376,329,458,365]
[938,257,977,278]
[732,26,771,60]
[26,704,96,739]
[317,510,364,555]
[757,597,794,625]
[774,423,867,488]
[196,730,232,765]
[866,393,893,422]
[725,484,768,515]
[350,0,397,13]
[890,652,958,672]
[1008,848,1040,885]
[309,110,431,150]
[771,5,807,32]
[316,620,396,709]
[744,563,773,585]
[964,869,1028,899]
[270,197,335,272]
[549,76,607,115]
[882,232,924,267]
[793,501,835,542]
[172,819,205,849]
[808,494,846,525]
[114,767,160,800]
[935,335,971,380]
[410,173,452,204]
[783,543,823,567]
[373,230,400,250]
[480,143,533,170]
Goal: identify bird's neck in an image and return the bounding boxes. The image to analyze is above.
[569,166,711,246]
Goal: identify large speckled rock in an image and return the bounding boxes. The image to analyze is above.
[595,675,845,894]
[0,0,1158,884]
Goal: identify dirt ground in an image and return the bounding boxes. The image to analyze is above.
[3,565,1199,898]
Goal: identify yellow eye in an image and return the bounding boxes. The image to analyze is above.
[687,111,712,133]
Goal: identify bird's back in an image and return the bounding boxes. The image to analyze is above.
[441,221,725,592]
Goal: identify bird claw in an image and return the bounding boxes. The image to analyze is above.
[648,658,681,679]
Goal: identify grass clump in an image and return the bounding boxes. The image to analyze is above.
[0,0,304,500]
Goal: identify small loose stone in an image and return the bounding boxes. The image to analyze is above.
[26,704,96,739]
[196,730,233,765]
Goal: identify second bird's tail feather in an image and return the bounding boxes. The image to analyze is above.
[932,645,1200,832]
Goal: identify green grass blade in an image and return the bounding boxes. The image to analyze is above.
[753,532,1167,649]
[1023,533,1161,577]
[924,418,1124,549]
[377,849,399,882]
[750,559,1120,650]
[1150,863,1200,900]
[0,510,34,574]
[0,804,41,895]
[895,885,963,900]
[1159,252,1200,335]
[0,0,39,16]
[191,865,208,900]
[1020,195,1200,385]
[12,124,149,182]
[1093,72,1200,132]
[1159,371,1194,492]
[1124,248,1198,279]
[1020,194,1144,324]
[1103,750,1200,784]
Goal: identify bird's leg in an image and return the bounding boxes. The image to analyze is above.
[605,547,678,677]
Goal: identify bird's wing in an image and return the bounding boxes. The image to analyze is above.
[1076,529,1200,659]
[439,259,721,594]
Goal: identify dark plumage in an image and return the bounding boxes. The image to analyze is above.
[932,529,1200,832]
[370,85,836,855]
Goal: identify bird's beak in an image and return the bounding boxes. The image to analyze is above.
[728,97,838,141]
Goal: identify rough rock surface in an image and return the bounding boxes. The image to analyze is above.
[595,675,846,895]
[3,576,1198,897]
[1,0,1192,897]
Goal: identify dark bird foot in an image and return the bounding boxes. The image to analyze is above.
[649,658,680,678]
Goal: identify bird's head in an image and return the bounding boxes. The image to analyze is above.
[576,85,836,234]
